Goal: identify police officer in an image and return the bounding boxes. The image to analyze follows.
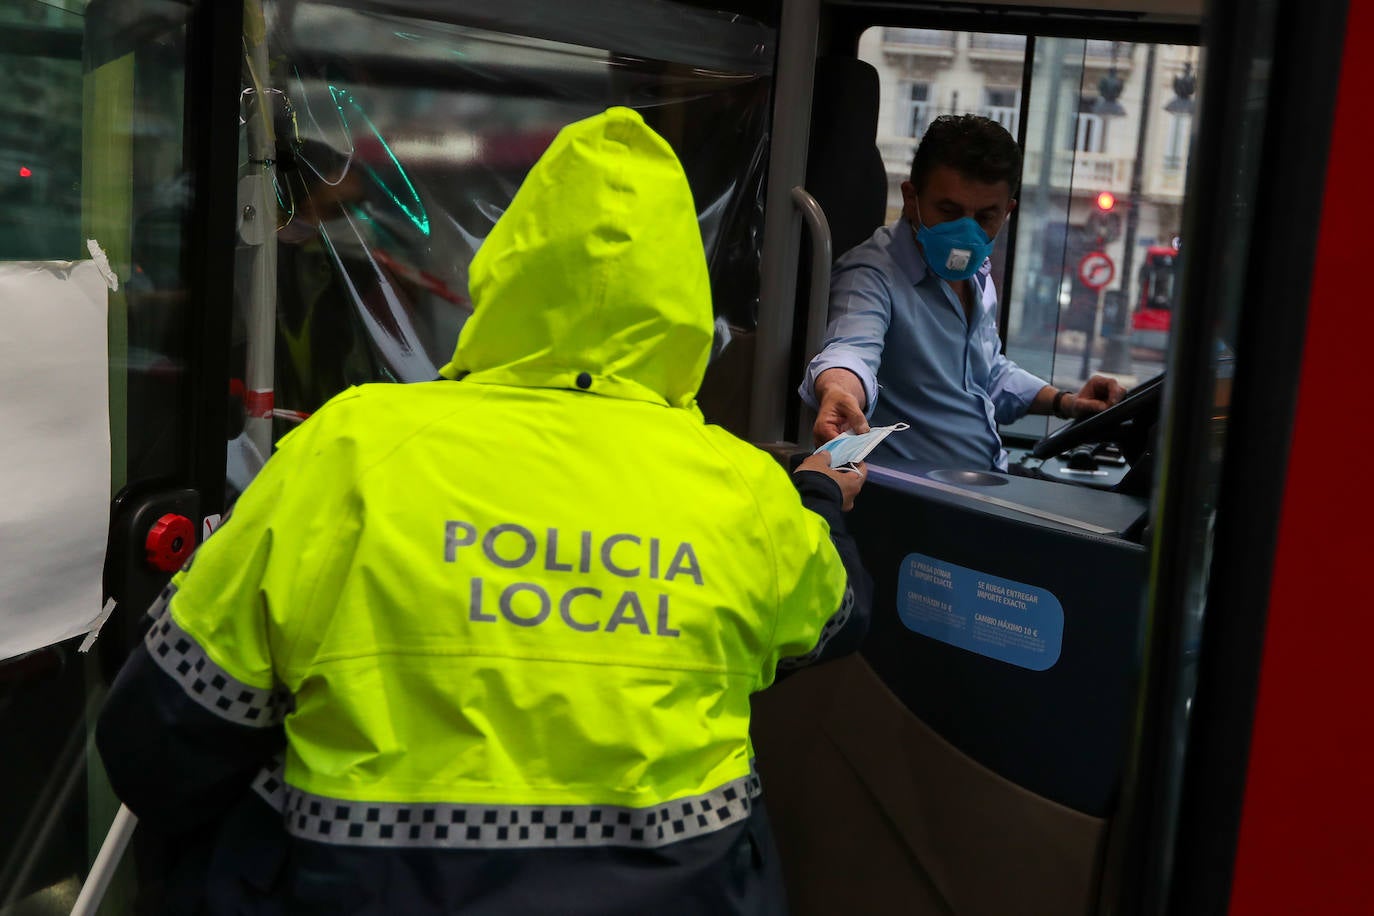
[97,107,871,915]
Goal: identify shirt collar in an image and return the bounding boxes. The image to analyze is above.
[893,216,929,286]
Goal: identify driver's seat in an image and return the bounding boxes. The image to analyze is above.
[804,56,888,260]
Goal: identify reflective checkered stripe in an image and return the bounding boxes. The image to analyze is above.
[281,771,763,849]
[778,584,854,671]
[253,754,289,811]
[144,585,291,728]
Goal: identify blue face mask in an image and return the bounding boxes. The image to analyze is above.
[912,201,997,282]
[814,422,910,467]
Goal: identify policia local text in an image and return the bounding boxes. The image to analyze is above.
[444,521,706,637]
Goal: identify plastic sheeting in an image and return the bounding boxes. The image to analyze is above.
[233,0,774,451]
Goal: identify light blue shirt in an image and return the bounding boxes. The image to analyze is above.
[799,219,1046,471]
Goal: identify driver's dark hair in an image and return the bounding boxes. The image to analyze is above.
[910,115,1022,196]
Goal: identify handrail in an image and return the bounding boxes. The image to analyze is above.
[69,804,138,916]
[790,186,832,443]
[790,187,833,368]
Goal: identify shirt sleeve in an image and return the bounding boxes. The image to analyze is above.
[95,411,336,832]
[798,263,892,416]
[978,276,1047,424]
[758,472,873,689]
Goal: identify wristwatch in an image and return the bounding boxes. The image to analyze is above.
[1053,389,1074,419]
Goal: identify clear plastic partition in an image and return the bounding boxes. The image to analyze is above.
[0,2,772,910]
[229,0,776,481]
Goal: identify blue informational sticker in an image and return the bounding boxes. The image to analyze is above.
[896,552,1064,671]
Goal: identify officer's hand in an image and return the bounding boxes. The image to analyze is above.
[795,452,866,511]
[1072,375,1126,418]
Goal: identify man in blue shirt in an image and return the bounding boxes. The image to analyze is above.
[800,115,1124,471]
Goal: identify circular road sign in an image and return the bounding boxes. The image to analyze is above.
[1078,251,1116,290]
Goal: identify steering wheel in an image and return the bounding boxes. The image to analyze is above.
[1030,373,1165,460]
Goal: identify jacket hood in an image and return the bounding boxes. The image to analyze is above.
[440,107,713,411]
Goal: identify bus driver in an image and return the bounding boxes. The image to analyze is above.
[800,114,1125,471]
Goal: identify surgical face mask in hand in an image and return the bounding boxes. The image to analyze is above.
[814,422,910,467]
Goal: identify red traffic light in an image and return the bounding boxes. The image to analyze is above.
[18,166,32,178]
[1096,191,1116,212]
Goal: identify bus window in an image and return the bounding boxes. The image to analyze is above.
[1,0,197,911]
[1001,39,1198,445]
[0,7,81,261]
[228,0,776,486]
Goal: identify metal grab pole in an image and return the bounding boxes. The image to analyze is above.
[790,186,833,441]
[746,0,820,444]
[242,0,278,457]
[69,804,138,916]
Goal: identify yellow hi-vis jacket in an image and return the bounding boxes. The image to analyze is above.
[98,107,868,915]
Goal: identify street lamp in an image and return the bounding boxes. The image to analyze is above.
[1093,44,1160,377]
[1164,61,1197,115]
[1093,43,1128,117]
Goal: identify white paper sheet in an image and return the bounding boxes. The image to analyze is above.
[1,258,112,661]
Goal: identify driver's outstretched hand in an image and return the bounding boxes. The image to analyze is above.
[1073,376,1126,418]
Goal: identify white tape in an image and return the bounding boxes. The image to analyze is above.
[86,239,119,291]
[78,598,119,654]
